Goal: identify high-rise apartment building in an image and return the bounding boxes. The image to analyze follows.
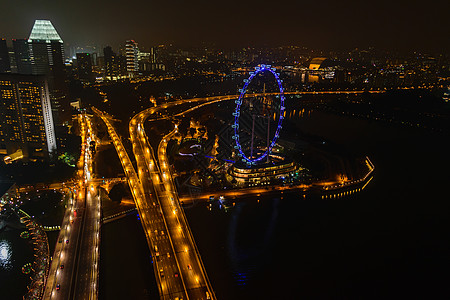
[0,74,56,161]
[125,40,139,77]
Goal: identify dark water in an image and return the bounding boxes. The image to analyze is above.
[97,141,160,300]
[184,109,450,299]
[0,222,34,299]
[99,212,159,300]
[0,191,65,300]
[0,183,13,195]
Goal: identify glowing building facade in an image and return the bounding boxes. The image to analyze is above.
[125,40,139,77]
[0,74,56,160]
[28,20,64,75]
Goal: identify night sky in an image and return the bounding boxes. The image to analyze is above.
[1,0,449,52]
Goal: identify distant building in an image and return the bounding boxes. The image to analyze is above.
[307,57,336,83]
[125,40,139,77]
[76,53,93,82]
[138,47,166,73]
[70,99,81,110]
[138,51,152,72]
[0,74,56,161]
[103,46,127,80]
[308,57,329,70]
[28,20,69,125]
[149,47,157,64]
[0,39,11,73]
[8,48,18,73]
[12,39,33,74]
[103,46,116,78]
[68,45,100,60]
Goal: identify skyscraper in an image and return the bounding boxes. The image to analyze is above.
[28,20,69,125]
[126,40,139,77]
[76,53,93,82]
[103,46,127,80]
[28,20,64,75]
[0,74,56,160]
[12,39,33,74]
[104,46,116,79]
[0,39,11,73]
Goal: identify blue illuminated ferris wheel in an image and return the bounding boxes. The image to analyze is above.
[232,65,286,165]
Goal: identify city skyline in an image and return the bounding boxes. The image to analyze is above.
[0,3,449,299]
[0,0,449,53]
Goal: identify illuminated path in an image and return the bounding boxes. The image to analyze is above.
[95,96,235,300]
[43,114,100,300]
[69,115,101,300]
[129,96,233,300]
[94,107,191,300]
[95,96,237,299]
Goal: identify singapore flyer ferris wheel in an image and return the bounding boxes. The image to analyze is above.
[232,65,286,166]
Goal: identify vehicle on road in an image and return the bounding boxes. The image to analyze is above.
[60,264,64,269]
[65,239,69,244]
[56,284,60,290]
[187,264,192,270]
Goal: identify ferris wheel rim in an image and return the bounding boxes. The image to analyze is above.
[233,65,286,165]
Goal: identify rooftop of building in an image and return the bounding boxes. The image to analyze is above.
[28,20,63,43]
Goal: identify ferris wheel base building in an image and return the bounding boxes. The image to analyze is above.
[228,155,300,186]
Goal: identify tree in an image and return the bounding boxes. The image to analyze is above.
[108,183,125,203]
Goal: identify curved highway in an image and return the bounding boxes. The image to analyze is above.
[129,96,237,300]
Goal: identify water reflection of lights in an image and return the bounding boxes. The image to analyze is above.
[0,240,12,269]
